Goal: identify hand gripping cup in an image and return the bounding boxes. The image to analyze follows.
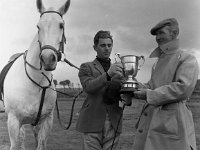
[115,53,145,105]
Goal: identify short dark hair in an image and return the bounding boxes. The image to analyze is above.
[93,30,113,46]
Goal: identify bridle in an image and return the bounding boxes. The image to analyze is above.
[24,10,66,88]
[38,11,66,63]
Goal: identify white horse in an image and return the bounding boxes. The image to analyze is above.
[3,0,70,149]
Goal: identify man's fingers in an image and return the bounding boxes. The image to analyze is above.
[108,63,124,77]
[134,89,147,100]
[116,68,123,73]
[114,62,123,68]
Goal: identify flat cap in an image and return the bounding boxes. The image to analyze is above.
[150,18,178,35]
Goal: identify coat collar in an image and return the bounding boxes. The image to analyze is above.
[92,58,105,74]
[149,39,179,58]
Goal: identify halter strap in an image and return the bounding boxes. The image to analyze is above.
[40,11,63,18]
[41,45,59,55]
[59,23,66,53]
[38,11,66,61]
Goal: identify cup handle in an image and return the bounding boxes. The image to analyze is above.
[115,53,121,62]
[138,56,145,68]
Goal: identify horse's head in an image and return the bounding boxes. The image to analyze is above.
[36,0,70,71]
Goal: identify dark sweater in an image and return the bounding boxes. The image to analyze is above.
[96,57,111,72]
[96,57,121,105]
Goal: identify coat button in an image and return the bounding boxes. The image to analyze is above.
[138,129,143,133]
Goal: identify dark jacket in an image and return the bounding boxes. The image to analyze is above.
[76,59,123,133]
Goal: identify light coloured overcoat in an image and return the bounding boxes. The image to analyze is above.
[133,39,199,150]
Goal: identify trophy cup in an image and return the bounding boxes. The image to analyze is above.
[115,53,145,105]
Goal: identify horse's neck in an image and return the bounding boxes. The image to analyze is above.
[26,35,41,68]
[25,35,52,86]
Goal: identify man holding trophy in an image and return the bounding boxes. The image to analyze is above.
[122,18,199,150]
[76,30,124,150]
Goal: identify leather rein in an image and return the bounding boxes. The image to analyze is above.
[24,50,53,126]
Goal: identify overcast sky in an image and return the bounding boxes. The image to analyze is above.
[0,0,200,86]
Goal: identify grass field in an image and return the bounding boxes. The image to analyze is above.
[0,98,200,150]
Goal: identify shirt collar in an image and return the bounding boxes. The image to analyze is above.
[149,39,179,58]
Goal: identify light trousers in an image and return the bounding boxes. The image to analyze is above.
[82,114,120,150]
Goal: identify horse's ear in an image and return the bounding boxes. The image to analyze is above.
[58,0,70,15]
[36,0,45,14]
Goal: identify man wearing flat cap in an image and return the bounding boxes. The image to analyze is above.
[122,18,199,150]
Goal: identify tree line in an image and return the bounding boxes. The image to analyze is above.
[53,79,85,98]
[53,79,81,90]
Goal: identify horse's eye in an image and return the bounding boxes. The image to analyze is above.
[60,23,64,29]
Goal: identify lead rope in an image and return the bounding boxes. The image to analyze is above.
[111,104,125,150]
[54,58,81,130]
[55,90,83,130]
[63,58,80,70]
